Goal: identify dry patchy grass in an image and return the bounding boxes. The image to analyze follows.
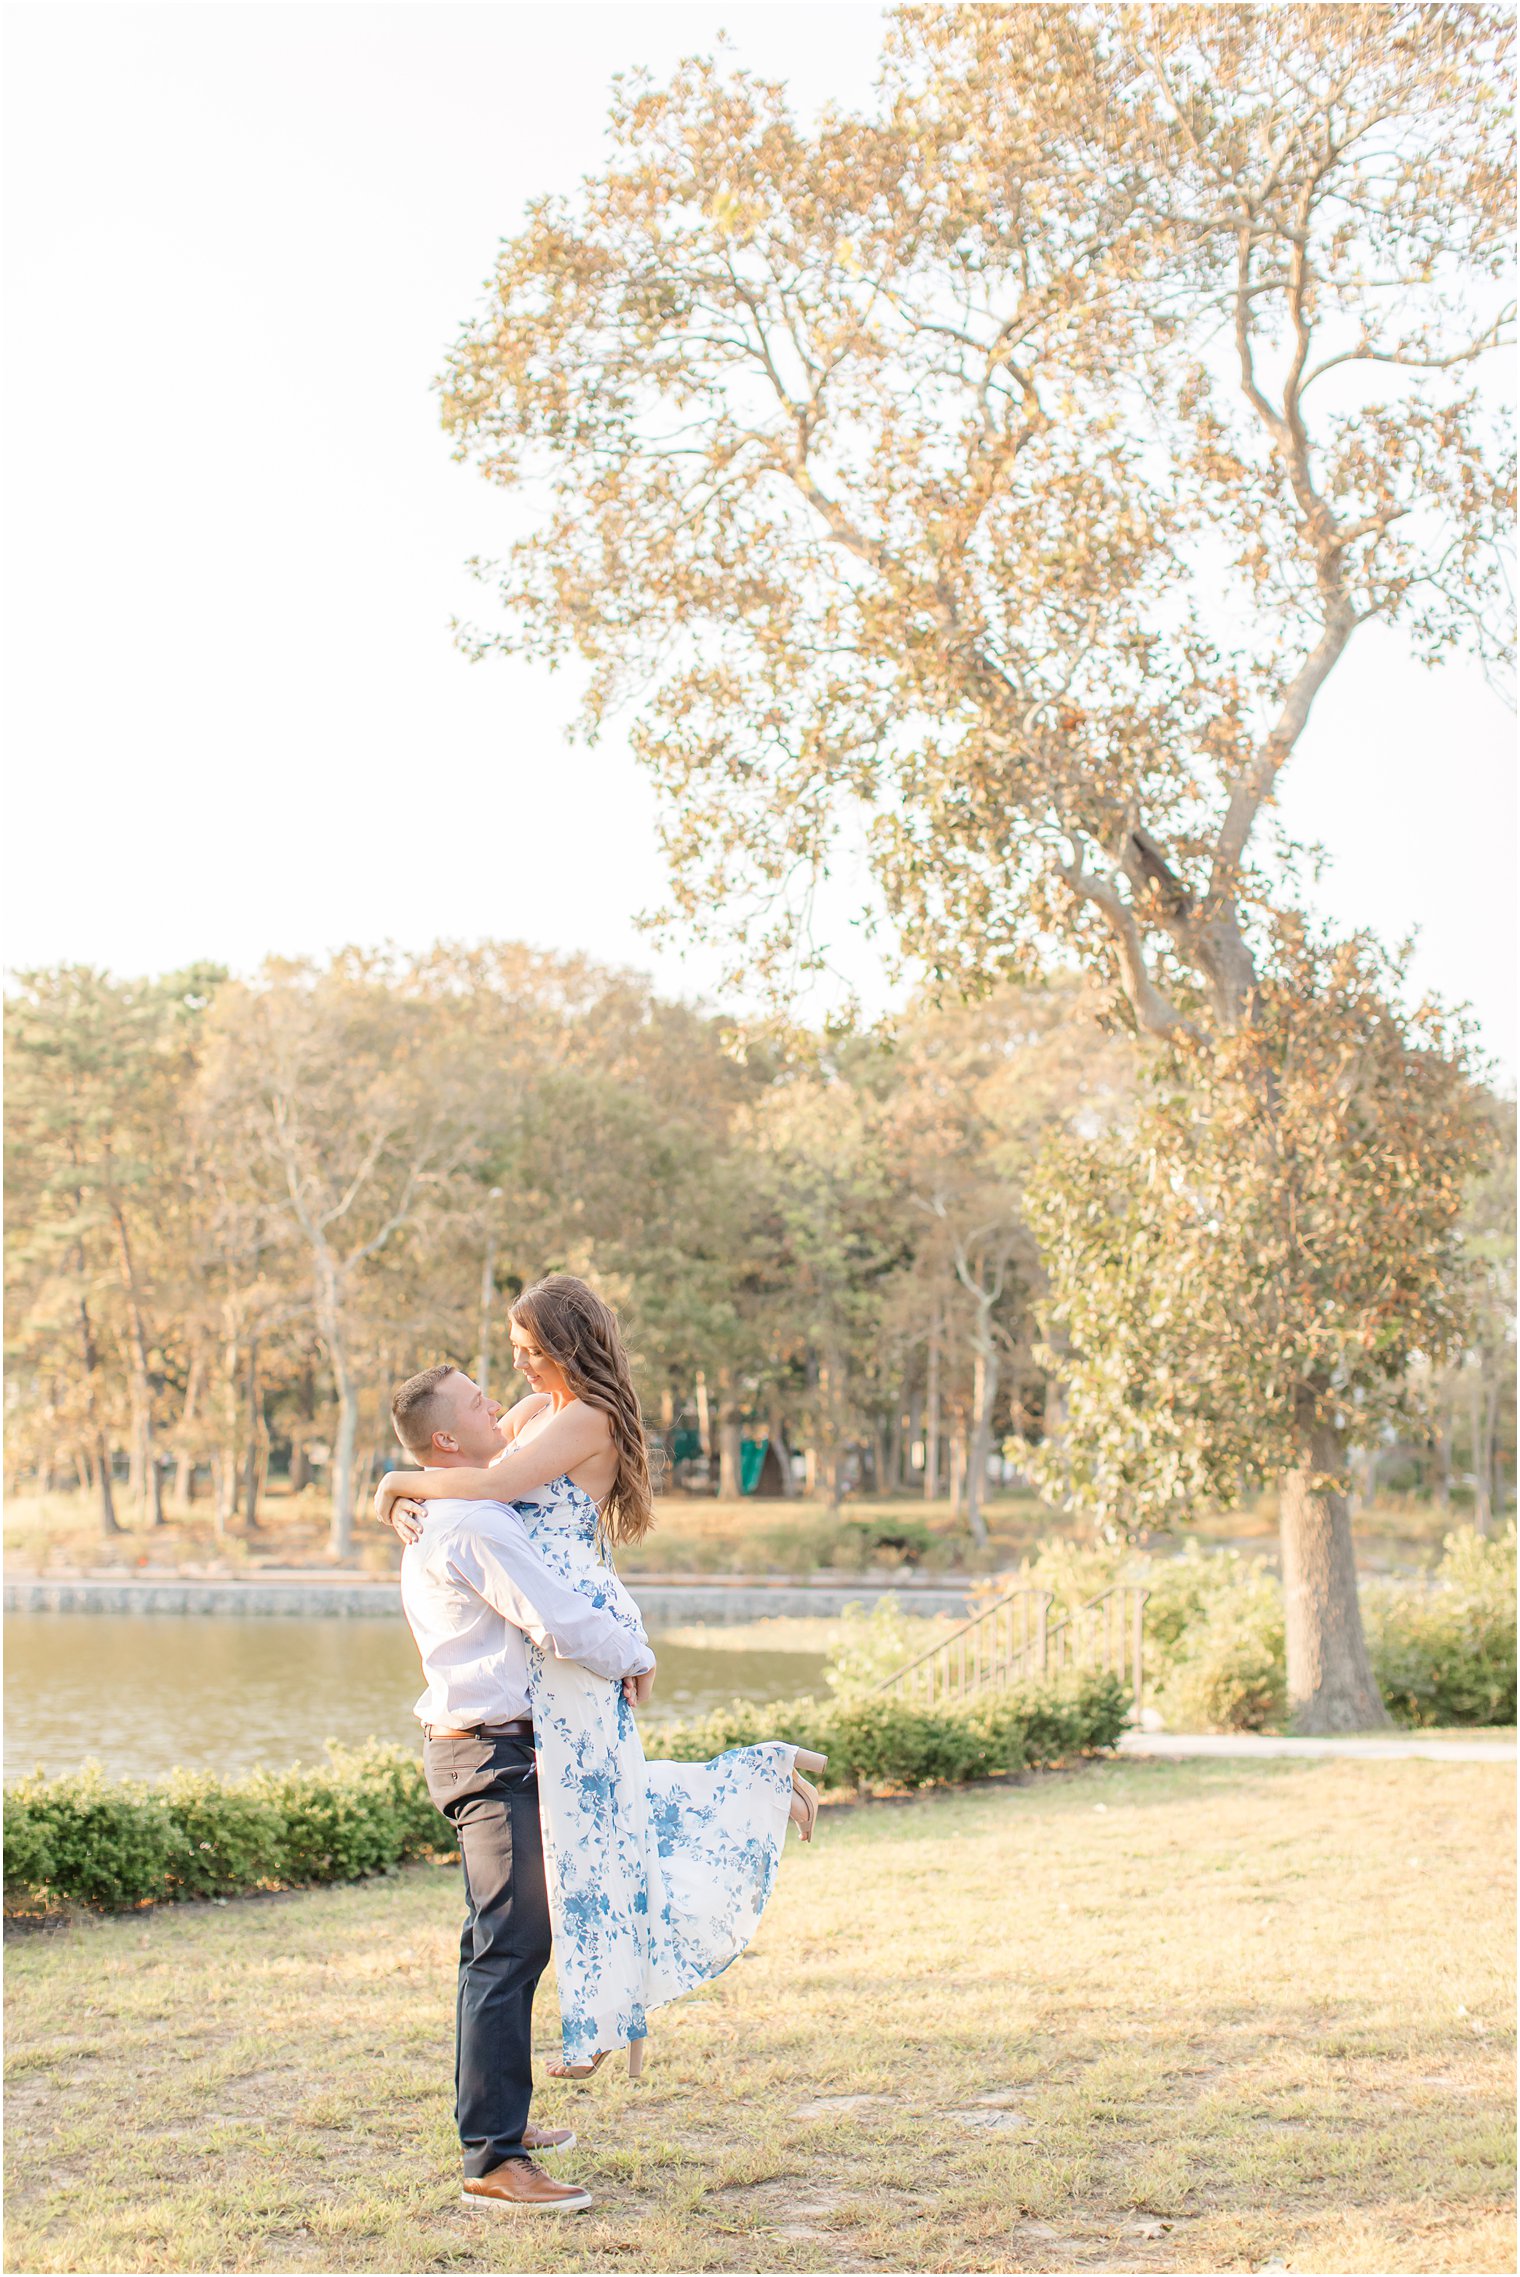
[4,1758,1513,2277]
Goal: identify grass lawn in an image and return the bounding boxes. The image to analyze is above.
[5,1757,1513,2276]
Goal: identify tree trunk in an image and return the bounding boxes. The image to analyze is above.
[776,1417,799,1498]
[1487,1383,1505,1519]
[964,1337,996,1548]
[75,1265,121,1533]
[174,1343,203,1507]
[476,1216,498,1400]
[329,1353,360,1560]
[1279,1415,1389,1733]
[718,1400,743,1500]
[110,1200,164,1526]
[94,1436,120,1536]
[1433,1408,1452,1509]
[871,1421,889,1498]
[212,1448,236,1537]
[948,1428,965,1521]
[143,1444,164,1530]
[1469,1366,1493,1534]
[694,1371,712,1458]
[287,1361,316,1495]
[242,1342,265,1532]
[924,1313,942,1502]
[818,1359,844,1510]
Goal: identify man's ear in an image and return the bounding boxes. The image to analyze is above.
[431,1429,461,1456]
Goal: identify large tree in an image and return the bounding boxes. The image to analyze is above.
[195,958,485,1557]
[4,968,217,1532]
[439,3,1512,1725]
[1028,929,1488,1723]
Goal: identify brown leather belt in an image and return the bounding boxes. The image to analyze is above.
[423,1716,534,1741]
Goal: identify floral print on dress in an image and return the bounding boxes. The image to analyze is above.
[516,1474,796,2065]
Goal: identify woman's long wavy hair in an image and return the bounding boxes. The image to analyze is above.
[510,1274,655,1547]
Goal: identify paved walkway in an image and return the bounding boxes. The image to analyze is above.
[1118,1729,1515,1764]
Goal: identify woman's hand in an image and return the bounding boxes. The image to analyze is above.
[374,1470,418,1526]
[389,1496,425,1547]
[622,1662,656,1708]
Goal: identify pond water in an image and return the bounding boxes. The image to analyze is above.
[2,1614,830,1784]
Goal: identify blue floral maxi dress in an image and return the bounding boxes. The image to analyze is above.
[517,1474,797,2066]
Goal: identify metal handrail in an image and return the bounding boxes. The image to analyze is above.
[876,1580,1148,1715]
[874,1587,1052,1688]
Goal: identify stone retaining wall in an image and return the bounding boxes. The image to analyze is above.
[4,1576,973,1623]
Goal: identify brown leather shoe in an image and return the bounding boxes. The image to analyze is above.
[523,2124,576,2154]
[461,2156,592,2213]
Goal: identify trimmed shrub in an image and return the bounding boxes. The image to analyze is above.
[4,1765,188,1911]
[2,1784,56,1900]
[1158,1613,1287,1734]
[158,1771,288,1900]
[1148,1552,1288,1733]
[1366,1526,1517,1727]
[2,1675,1129,1917]
[4,1742,452,1918]
[249,1742,442,1886]
[654,1668,1128,1789]
[1012,1670,1131,1759]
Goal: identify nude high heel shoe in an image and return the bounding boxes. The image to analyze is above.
[546,2038,647,2081]
[789,1748,827,1843]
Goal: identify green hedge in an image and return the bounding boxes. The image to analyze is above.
[4,1740,448,1917]
[3,1673,1126,1917]
[657,1668,1130,1789]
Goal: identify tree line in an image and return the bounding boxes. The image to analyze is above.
[3,947,1125,1551]
[5,947,1512,1564]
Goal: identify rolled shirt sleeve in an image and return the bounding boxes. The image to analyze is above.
[453,1516,654,1684]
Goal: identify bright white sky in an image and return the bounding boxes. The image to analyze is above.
[3,2,1515,1074]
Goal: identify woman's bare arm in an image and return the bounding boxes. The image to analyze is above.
[374,1400,607,1523]
[497,1392,551,1444]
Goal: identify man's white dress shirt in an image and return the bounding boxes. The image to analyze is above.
[400,1497,654,1729]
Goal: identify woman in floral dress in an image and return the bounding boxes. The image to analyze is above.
[377,1274,823,2077]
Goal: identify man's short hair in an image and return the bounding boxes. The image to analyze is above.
[390,1364,461,1460]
